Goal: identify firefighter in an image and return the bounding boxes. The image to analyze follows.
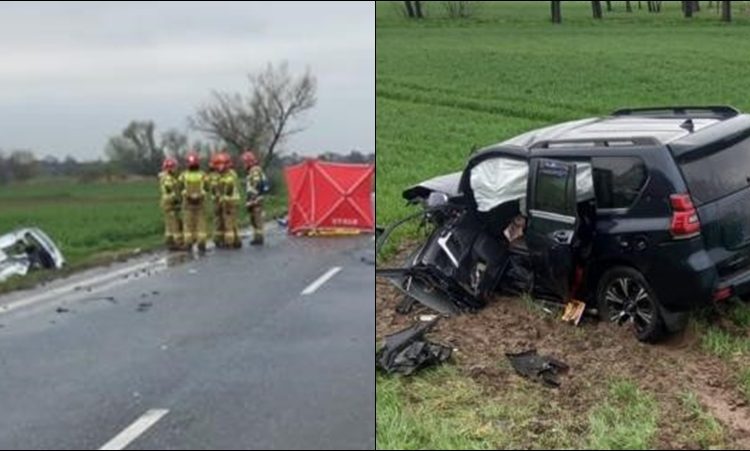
[158,157,183,251]
[218,151,242,248]
[242,150,268,245]
[207,153,225,248]
[179,152,209,253]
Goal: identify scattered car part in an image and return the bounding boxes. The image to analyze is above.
[395,295,416,315]
[376,319,452,376]
[506,349,569,387]
[561,299,586,325]
[0,227,65,283]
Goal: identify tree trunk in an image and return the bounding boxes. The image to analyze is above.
[638,1,642,9]
[694,1,700,12]
[592,0,603,18]
[404,1,415,18]
[606,0,612,11]
[721,0,731,21]
[647,1,653,12]
[684,1,693,17]
[414,0,423,18]
[626,1,633,12]
[656,1,662,12]
[551,1,562,23]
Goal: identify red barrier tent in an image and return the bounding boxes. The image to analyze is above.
[284,160,374,234]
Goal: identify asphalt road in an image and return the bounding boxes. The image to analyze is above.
[0,226,374,450]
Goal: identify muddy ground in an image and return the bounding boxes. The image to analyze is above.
[377,266,750,449]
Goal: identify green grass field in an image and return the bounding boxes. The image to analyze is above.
[377,0,750,228]
[377,1,750,448]
[0,177,286,291]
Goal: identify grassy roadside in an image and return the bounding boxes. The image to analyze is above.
[376,364,726,450]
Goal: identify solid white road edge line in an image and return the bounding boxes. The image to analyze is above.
[301,266,342,295]
[99,408,169,450]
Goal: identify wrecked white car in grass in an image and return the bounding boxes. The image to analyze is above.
[0,227,65,283]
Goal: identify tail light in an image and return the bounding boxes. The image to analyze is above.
[670,193,701,239]
[712,286,733,302]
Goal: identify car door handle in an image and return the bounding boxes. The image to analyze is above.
[552,230,573,245]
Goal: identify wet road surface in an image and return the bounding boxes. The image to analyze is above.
[0,227,374,449]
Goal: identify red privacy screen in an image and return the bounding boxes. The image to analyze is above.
[284,159,374,235]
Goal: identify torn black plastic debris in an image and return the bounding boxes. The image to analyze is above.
[505,349,569,387]
[376,319,452,376]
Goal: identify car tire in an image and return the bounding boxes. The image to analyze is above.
[596,266,665,343]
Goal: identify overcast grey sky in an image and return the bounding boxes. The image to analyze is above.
[0,1,374,161]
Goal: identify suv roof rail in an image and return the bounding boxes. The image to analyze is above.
[611,105,740,119]
[530,137,660,149]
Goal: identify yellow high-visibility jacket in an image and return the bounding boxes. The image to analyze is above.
[158,171,182,211]
[219,169,241,205]
[179,170,209,207]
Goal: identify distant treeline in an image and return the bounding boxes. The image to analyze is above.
[0,149,374,185]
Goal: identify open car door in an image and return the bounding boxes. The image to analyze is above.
[526,159,578,302]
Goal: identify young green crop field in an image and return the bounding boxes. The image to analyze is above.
[377,1,750,449]
[0,177,286,292]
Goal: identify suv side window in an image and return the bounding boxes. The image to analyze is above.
[591,157,647,209]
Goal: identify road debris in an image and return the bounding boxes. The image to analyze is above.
[376,318,452,376]
[136,302,152,312]
[561,300,586,325]
[55,307,70,314]
[505,349,569,387]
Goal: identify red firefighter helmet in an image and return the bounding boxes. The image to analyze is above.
[162,157,177,172]
[219,151,233,170]
[209,152,222,171]
[241,150,258,169]
[186,152,200,170]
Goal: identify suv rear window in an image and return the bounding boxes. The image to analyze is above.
[679,134,750,205]
[591,157,647,209]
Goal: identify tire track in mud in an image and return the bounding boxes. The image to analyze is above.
[377,275,750,448]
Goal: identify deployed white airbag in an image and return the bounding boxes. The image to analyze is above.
[470,158,594,212]
[470,158,528,212]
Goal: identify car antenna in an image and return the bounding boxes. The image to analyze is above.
[680,118,694,133]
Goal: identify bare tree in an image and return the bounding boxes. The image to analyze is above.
[191,62,317,167]
[443,1,477,18]
[7,150,37,181]
[648,1,663,12]
[592,0,603,18]
[105,120,164,175]
[160,129,189,160]
[721,0,731,21]
[403,1,415,18]
[551,0,562,23]
[683,0,694,17]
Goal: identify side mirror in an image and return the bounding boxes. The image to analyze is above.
[426,192,449,208]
